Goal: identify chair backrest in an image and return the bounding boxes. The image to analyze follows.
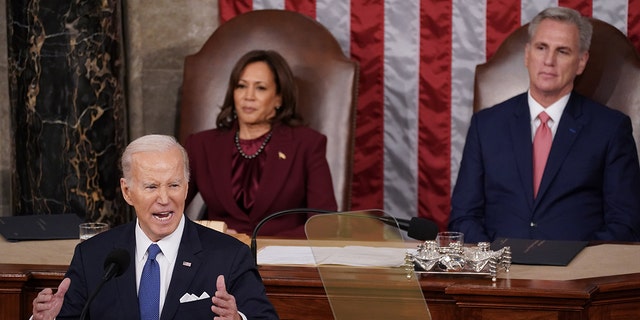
[178,10,359,211]
[473,19,640,154]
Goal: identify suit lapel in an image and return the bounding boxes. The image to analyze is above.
[251,126,295,216]
[534,94,584,204]
[509,96,536,209]
[161,220,203,320]
[113,223,140,318]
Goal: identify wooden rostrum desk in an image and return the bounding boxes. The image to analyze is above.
[1,238,639,320]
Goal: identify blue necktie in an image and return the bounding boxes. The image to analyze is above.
[139,244,162,320]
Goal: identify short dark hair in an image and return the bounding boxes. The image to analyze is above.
[216,50,303,129]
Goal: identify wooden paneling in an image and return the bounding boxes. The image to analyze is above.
[256,265,640,320]
[3,246,640,319]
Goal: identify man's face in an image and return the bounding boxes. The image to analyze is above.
[525,19,589,105]
[120,147,188,242]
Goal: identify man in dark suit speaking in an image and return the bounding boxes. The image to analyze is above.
[449,7,640,243]
[32,134,278,319]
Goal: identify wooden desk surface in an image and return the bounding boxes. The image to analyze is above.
[2,237,640,319]
[256,240,640,319]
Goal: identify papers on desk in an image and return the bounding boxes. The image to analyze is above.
[259,246,316,265]
[258,245,414,267]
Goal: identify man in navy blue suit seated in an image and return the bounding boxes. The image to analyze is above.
[32,134,278,320]
[449,7,640,243]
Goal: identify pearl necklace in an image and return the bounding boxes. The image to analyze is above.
[234,130,273,159]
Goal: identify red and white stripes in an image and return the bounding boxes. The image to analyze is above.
[220,0,640,232]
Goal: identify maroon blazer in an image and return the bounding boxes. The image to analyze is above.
[184,125,337,237]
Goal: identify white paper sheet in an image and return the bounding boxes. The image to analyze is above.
[257,245,415,267]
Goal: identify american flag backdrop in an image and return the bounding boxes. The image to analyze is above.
[219,0,640,232]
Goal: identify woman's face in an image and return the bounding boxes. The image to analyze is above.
[234,61,282,129]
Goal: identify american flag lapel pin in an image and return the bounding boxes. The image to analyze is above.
[278,151,286,159]
[182,261,192,267]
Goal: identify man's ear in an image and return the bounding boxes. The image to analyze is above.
[576,51,589,75]
[120,177,134,206]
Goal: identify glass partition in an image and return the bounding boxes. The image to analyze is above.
[305,210,431,319]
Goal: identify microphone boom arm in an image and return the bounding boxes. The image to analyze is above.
[250,208,333,265]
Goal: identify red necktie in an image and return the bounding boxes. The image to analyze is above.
[533,112,552,198]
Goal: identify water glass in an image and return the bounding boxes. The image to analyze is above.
[436,231,464,248]
[79,222,109,242]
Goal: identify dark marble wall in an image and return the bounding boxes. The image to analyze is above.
[0,1,218,220]
[0,1,11,217]
[6,0,130,224]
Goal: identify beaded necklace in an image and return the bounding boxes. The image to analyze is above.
[234,130,273,159]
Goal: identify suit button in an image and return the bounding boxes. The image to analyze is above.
[530,222,537,227]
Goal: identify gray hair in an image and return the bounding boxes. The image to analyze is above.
[528,7,593,53]
[121,134,190,182]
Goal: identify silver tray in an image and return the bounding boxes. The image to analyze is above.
[415,270,492,276]
[405,241,511,281]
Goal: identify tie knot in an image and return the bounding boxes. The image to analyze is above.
[147,244,161,260]
[538,111,550,124]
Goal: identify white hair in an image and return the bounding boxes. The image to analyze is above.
[120,134,190,182]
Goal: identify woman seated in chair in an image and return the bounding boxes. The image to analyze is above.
[184,50,337,238]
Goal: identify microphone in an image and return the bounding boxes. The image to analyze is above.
[378,216,439,241]
[251,208,333,264]
[80,248,130,320]
[102,248,130,280]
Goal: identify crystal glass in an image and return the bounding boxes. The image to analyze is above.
[436,231,464,248]
[79,222,109,242]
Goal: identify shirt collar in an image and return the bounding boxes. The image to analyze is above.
[135,215,185,263]
[528,90,570,124]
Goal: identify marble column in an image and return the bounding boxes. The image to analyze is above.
[7,0,130,225]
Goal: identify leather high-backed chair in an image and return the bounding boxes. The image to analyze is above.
[178,10,359,213]
[473,19,640,155]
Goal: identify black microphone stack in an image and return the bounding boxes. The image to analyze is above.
[80,248,130,320]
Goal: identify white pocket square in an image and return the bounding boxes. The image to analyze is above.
[179,291,210,303]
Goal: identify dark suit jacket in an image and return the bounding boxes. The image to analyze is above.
[58,218,279,319]
[185,125,337,237]
[449,92,640,243]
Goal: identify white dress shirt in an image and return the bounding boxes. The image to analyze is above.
[528,90,570,141]
[135,215,185,316]
[134,216,247,320]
